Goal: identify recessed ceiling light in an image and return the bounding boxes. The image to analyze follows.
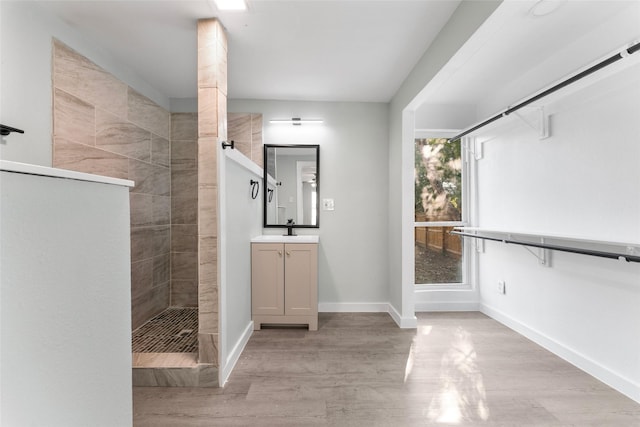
[213,0,247,11]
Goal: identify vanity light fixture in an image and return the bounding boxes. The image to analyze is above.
[212,0,247,11]
[269,118,324,126]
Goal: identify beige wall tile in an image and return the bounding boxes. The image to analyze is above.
[53,138,128,179]
[171,197,198,224]
[152,195,171,225]
[53,39,128,116]
[197,88,218,137]
[129,159,170,196]
[171,113,198,141]
[151,135,170,167]
[153,254,170,285]
[172,169,198,200]
[216,39,228,96]
[171,252,198,280]
[197,44,218,89]
[130,193,153,227]
[171,225,198,253]
[131,258,154,299]
[228,113,251,158]
[251,114,264,167]
[131,284,170,329]
[217,92,227,139]
[197,19,218,50]
[131,226,154,262]
[171,139,197,171]
[96,109,151,162]
[53,89,95,146]
[198,137,218,188]
[197,333,218,365]
[153,226,171,258]
[127,88,170,139]
[198,187,218,237]
[171,280,198,307]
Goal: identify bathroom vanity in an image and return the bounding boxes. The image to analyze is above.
[251,235,319,331]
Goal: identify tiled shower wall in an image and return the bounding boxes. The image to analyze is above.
[170,113,198,307]
[52,39,171,329]
[228,113,263,168]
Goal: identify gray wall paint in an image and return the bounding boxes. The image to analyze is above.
[229,99,391,306]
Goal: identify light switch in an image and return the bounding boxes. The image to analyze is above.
[322,198,335,211]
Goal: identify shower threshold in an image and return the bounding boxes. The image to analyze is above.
[132,307,198,368]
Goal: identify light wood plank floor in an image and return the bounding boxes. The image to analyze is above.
[133,312,640,426]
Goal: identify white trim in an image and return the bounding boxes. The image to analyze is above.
[415,301,479,312]
[389,303,418,329]
[0,160,134,187]
[219,321,253,387]
[224,147,263,178]
[318,302,389,313]
[481,303,640,404]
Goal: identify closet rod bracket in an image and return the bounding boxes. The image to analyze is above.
[511,107,550,140]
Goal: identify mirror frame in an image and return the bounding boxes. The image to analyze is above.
[263,144,320,229]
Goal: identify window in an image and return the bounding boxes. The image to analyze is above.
[414,137,467,285]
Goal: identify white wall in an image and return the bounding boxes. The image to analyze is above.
[387,1,502,323]
[219,149,263,384]
[476,61,640,401]
[0,1,169,166]
[1,169,133,426]
[229,100,391,309]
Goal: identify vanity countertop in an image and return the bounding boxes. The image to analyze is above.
[251,235,319,244]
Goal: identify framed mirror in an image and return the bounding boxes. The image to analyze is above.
[263,144,320,228]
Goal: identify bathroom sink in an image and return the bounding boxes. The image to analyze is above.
[251,235,319,244]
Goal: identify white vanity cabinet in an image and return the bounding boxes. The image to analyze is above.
[251,236,318,331]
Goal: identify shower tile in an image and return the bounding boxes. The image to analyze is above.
[152,195,170,226]
[131,258,153,299]
[171,225,198,253]
[218,92,227,139]
[198,235,217,285]
[53,89,95,146]
[171,252,198,280]
[53,39,128,117]
[228,113,251,158]
[197,46,218,89]
[197,88,218,137]
[131,226,154,262]
[171,113,198,141]
[198,332,218,365]
[153,254,170,285]
[53,138,128,180]
[127,88,170,139]
[131,283,170,330]
[251,114,264,167]
[129,159,170,196]
[171,169,198,200]
[171,139,197,171]
[171,197,198,224]
[171,280,198,307]
[198,137,218,187]
[96,109,152,162]
[198,187,218,236]
[216,39,228,96]
[130,193,153,227]
[153,226,171,257]
[151,135,170,167]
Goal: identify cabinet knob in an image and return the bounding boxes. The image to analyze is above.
[278,250,282,256]
[286,251,291,256]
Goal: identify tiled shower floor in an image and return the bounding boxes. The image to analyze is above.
[132,307,198,353]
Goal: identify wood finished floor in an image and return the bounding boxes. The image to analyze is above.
[133,312,640,426]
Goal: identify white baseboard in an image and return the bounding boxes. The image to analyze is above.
[481,303,640,404]
[415,301,480,312]
[219,321,253,387]
[318,302,389,312]
[388,303,418,329]
[318,302,417,329]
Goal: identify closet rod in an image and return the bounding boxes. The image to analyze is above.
[448,41,640,142]
[451,231,640,264]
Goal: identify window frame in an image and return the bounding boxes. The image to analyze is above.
[414,131,471,288]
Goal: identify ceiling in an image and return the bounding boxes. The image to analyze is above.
[37,0,461,103]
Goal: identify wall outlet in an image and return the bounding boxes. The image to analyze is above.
[497,281,506,295]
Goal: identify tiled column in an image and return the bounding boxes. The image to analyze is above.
[196,19,227,366]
